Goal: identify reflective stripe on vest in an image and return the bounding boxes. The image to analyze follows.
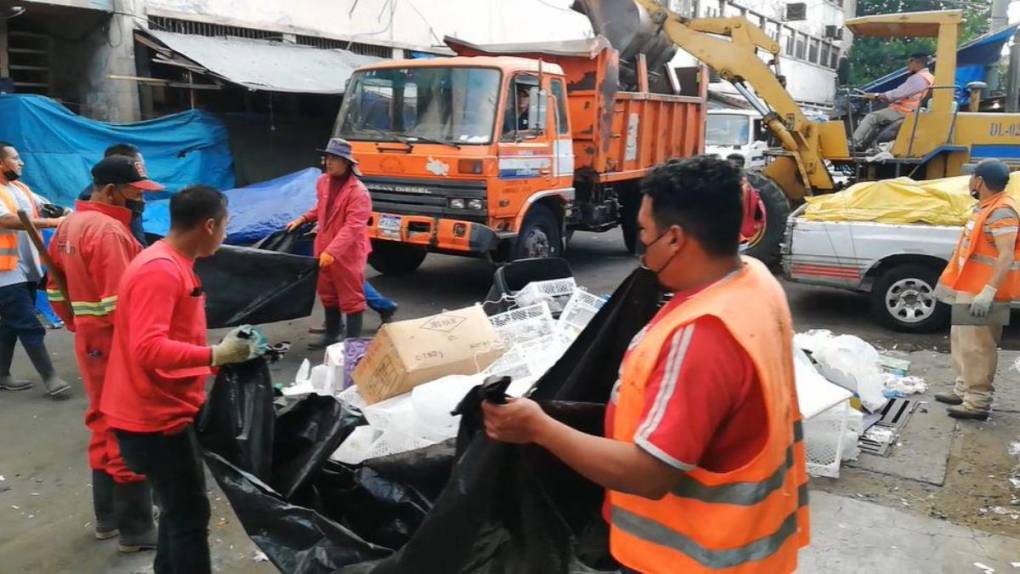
[889,70,934,114]
[608,258,808,574]
[0,182,38,272]
[69,295,118,317]
[938,193,1020,302]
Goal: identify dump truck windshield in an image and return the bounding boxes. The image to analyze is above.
[336,67,502,145]
[706,114,751,147]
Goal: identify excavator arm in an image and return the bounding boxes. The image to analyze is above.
[610,0,839,195]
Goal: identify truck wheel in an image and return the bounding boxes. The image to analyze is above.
[515,204,562,260]
[368,241,428,276]
[870,264,949,333]
[743,172,790,268]
[620,185,641,254]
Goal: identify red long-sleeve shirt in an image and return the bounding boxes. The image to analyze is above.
[46,200,141,333]
[101,240,214,434]
[302,173,372,264]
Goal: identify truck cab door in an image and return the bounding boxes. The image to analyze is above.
[496,75,557,220]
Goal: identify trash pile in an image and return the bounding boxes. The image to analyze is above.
[794,330,928,478]
[283,279,607,465]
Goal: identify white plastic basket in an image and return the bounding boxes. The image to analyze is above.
[803,399,851,478]
[488,302,556,347]
[555,288,607,340]
[514,278,577,315]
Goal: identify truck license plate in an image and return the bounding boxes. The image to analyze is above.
[378,214,401,238]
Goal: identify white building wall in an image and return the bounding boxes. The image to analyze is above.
[144,0,593,52]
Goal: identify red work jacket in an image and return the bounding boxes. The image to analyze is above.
[302,173,372,268]
[100,241,214,434]
[46,201,141,333]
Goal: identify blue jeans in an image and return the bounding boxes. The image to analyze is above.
[364,281,396,313]
[0,282,46,348]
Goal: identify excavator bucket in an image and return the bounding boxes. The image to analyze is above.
[572,0,677,85]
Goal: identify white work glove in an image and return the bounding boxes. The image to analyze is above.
[969,285,997,318]
[211,325,260,367]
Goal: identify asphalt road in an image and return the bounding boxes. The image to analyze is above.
[0,226,1009,573]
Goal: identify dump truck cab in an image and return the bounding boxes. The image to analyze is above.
[333,56,575,274]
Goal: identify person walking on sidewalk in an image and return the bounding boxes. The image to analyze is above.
[482,157,809,574]
[100,185,259,574]
[286,138,372,349]
[934,159,1017,421]
[0,141,71,398]
[47,156,164,551]
[78,143,150,246]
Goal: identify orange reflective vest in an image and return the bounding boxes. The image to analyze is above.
[0,181,39,271]
[938,193,1020,302]
[608,257,809,574]
[889,69,934,114]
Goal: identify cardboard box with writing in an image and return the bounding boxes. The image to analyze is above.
[353,305,505,404]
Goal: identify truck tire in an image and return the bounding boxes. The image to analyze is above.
[620,185,642,254]
[515,204,563,260]
[743,172,790,268]
[870,264,949,333]
[368,241,428,276]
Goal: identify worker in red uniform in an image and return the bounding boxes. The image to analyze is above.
[286,138,371,349]
[46,156,164,551]
[483,157,809,574]
[100,185,259,574]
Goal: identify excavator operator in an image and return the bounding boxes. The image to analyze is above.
[852,53,934,152]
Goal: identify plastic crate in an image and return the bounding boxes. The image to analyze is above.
[804,399,851,479]
[488,302,556,347]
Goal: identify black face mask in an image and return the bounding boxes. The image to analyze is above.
[2,170,19,182]
[638,229,680,283]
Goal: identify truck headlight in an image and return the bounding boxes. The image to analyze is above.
[467,199,484,210]
[449,198,465,209]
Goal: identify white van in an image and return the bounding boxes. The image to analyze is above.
[705,109,766,169]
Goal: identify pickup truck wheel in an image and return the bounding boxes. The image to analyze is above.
[368,241,428,276]
[743,173,790,268]
[515,204,562,260]
[871,264,949,332]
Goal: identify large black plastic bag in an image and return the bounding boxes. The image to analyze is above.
[195,244,318,328]
[200,268,661,573]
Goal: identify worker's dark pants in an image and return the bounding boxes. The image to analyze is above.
[0,281,46,349]
[116,426,211,574]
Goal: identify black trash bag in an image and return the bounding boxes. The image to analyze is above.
[202,267,662,573]
[195,244,318,328]
[253,224,314,255]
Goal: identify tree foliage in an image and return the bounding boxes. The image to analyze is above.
[847,0,991,85]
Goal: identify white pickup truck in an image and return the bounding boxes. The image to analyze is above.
[781,206,961,332]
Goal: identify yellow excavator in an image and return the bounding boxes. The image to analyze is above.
[575,0,1020,264]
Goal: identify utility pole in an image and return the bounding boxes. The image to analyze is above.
[985,0,1009,90]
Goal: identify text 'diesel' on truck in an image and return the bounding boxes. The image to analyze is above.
[331,36,706,275]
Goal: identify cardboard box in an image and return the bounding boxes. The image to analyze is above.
[353,305,505,404]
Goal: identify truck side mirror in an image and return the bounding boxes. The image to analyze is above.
[529,88,548,135]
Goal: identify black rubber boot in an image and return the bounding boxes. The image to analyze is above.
[344,312,364,339]
[0,330,32,391]
[309,307,343,350]
[92,470,119,540]
[23,342,70,399]
[114,481,157,553]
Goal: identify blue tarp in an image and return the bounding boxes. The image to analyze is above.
[144,167,320,244]
[0,94,235,207]
[863,25,1019,104]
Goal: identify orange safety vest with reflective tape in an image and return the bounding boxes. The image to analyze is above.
[938,193,1020,302]
[608,257,809,574]
[889,69,934,114]
[0,181,39,271]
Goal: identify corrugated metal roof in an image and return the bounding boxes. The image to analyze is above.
[145,30,383,94]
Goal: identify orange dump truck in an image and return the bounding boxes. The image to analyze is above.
[331,36,705,274]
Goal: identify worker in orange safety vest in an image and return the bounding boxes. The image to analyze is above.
[482,157,809,574]
[47,156,164,551]
[933,159,1017,420]
[853,53,934,151]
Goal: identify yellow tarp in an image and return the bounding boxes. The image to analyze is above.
[803,172,1020,227]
